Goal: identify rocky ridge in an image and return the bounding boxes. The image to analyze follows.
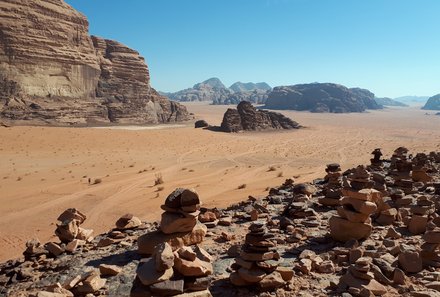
[220,101,300,132]
[422,94,440,111]
[374,97,408,107]
[163,78,271,105]
[2,147,440,296]
[264,83,383,113]
[0,0,190,125]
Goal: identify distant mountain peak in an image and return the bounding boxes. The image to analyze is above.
[193,77,226,89]
[229,82,271,92]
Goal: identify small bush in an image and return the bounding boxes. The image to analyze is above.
[154,173,164,185]
[157,186,165,192]
[237,184,247,189]
[93,178,102,184]
[277,171,284,177]
[268,166,277,172]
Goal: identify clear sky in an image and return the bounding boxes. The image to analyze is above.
[66,0,439,98]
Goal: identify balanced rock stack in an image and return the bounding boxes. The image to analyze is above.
[347,165,374,191]
[370,148,383,167]
[390,147,414,193]
[230,222,293,290]
[338,257,387,296]
[421,228,440,268]
[407,195,435,235]
[319,163,343,206]
[412,153,433,183]
[329,189,379,242]
[133,242,213,296]
[138,188,207,255]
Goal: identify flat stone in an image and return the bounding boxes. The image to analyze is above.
[184,276,211,291]
[76,272,106,294]
[230,271,252,286]
[337,207,370,223]
[194,245,212,263]
[340,197,377,215]
[138,223,207,255]
[235,258,253,270]
[240,250,278,262]
[276,266,293,281]
[174,257,213,277]
[160,212,197,234]
[115,213,142,230]
[136,257,174,286]
[45,242,64,257]
[150,279,184,296]
[178,246,197,261]
[99,264,122,276]
[329,216,372,242]
[174,290,213,297]
[238,267,266,283]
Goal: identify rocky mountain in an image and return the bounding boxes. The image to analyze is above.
[374,97,408,107]
[220,101,300,132]
[165,78,271,104]
[264,83,383,113]
[394,96,429,106]
[229,82,271,93]
[422,94,440,110]
[0,0,190,125]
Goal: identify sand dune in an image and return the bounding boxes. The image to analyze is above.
[0,103,439,261]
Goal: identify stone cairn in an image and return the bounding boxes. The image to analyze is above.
[347,165,374,191]
[133,242,213,296]
[229,222,293,290]
[319,163,343,206]
[370,148,383,167]
[412,153,434,183]
[329,187,379,242]
[338,257,387,296]
[421,227,440,268]
[406,195,435,235]
[138,188,207,255]
[25,208,94,259]
[390,147,414,194]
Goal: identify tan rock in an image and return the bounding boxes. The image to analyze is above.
[154,242,175,271]
[77,227,94,241]
[115,213,142,230]
[276,266,294,281]
[238,267,266,283]
[194,245,213,263]
[178,246,197,261]
[408,215,428,235]
[230,271,251,286]
[136,257,173,286]
[65,239,85,253]
[174,257,213,277]
[340,197,377,215]
[99,264,122,276]
[337,207,370,223]
[45,242,64,257]
[160,212,197,234]
[398,250,422,273]
[259,271,285,290]
[57,208,87,224]
[199,211,217,223]
[329,216,372,242]
[76,271,106,294]
[173,290,213,297]
[55,221,79,243]
[138,223,207,255]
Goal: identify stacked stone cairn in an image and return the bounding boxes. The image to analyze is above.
[370,148,383,167]
[319,163,344,206]
[406,195,435,235]
[229,222,293,290]
[338,257,387,296]
[133,242,213,296]
[421,227,440,268]
[138,188,207,255]
[412,153,434,183]
[347,165,374,191]
[329,188,379,242]
[390,147,414,194]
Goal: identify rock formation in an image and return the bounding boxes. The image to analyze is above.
[164,78,271,104]
[0,0,190,125]
[318,163,344,206]
[220,101,300,132]
[422,94,440,110]
[264,83,383,113]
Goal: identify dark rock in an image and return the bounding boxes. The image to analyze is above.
[220,101,300,132]
[194,120,209,128]
[422,94,440,110]
[264,83,383,113]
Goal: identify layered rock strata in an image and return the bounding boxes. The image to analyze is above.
[0,0,190,125]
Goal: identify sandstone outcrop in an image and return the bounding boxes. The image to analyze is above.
[374,97,408,107]
[220,101,300,132]
[422,94,440,110]
[264,83,383,113]
[0,0,190,125]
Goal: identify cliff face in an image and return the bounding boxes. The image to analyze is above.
[264,83,383,113]
[422,94,440,111]
[0,0,190,125]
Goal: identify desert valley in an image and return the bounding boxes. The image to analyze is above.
[2,0,440,296]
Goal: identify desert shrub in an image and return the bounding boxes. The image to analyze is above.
[268,166,277,172]
[154,173,164,185]
[237,184,247,189]
[93,178,102,184]
[277,171,284,177]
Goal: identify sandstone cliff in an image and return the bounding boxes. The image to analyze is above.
[264,83,383,113]
[0,0,189,125]
[220,101,300,132]
[422,94,440,110]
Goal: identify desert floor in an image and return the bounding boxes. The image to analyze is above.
[0,103,439,261]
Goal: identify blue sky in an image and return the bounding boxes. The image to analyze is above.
[66,0,439,97]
